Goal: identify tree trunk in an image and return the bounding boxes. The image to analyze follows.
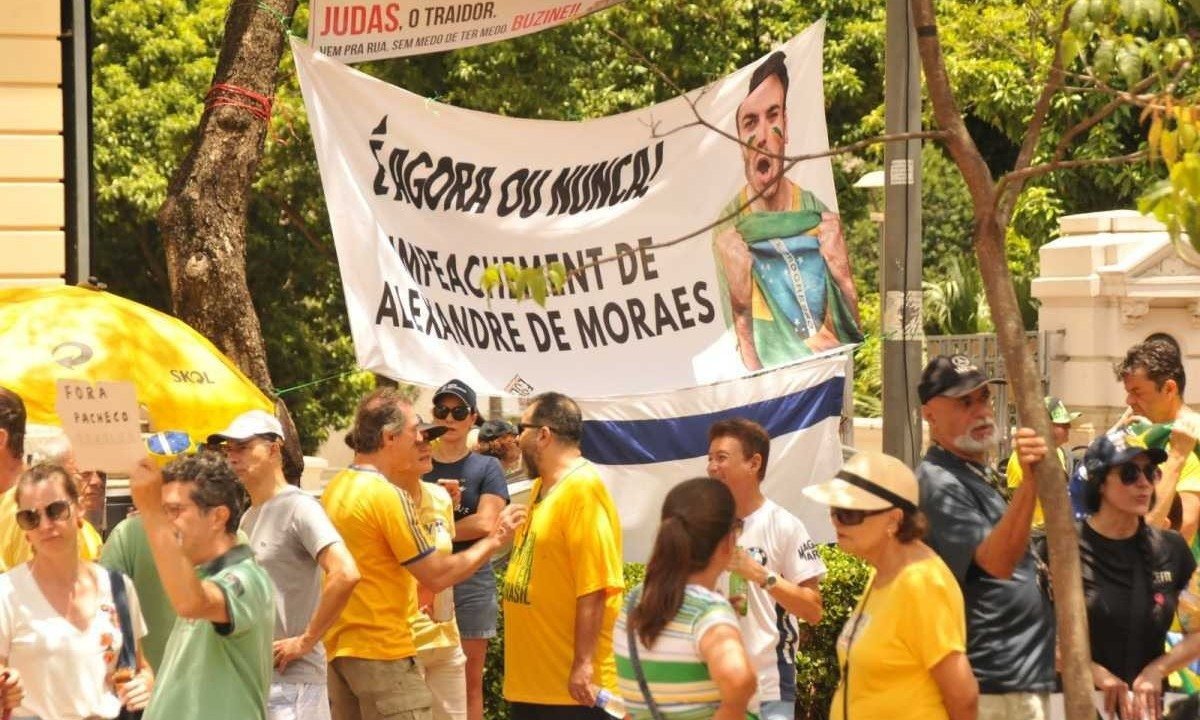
[909,1,1094,717]
[157,0,296,389]
[157,0,303,474]
[975,216,1095,720]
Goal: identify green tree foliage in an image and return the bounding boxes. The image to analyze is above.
[91,0,1189,438]
[93,0,370,452]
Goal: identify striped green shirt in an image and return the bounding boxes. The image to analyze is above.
[615,584,741,720]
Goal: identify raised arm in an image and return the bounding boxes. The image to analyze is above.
[974,428,1045,579]
[130,458,230,623]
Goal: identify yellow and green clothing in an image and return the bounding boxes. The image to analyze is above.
[321,466,434,661]
[614,584,745,720]
[409,482,460,651]
[1006,446,1072,528]
[712,185,862,368]
[502,459,624,705]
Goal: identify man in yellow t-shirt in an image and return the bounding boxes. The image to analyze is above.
[1006,396,1079,528]
[323,388,524,720]
[503,392,624,719]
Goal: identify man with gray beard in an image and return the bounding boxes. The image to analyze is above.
[917,355,1056,720]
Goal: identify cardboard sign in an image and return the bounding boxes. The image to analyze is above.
[55,380,144,473]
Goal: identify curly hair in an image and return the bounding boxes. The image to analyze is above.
[162,453,247,533]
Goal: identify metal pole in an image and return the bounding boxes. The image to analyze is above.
[65,0,92,282]
[881,0,923,466]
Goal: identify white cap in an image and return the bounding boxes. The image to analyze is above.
[207,410,283,444]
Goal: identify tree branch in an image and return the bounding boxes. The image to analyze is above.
[995,12,1069,226]
[260,190,336,262]
[909,0,996,213]
[549,128,946,287]
[996,150,1148,192]
[1051,74,1159,165]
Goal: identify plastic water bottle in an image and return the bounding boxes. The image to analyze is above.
[595,689,627,719]
[728,571,749,616]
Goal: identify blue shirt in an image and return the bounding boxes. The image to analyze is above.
[423,452,509,553]
[917,445,1056,694]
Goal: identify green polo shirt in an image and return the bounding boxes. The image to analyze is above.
[143,544,274,720]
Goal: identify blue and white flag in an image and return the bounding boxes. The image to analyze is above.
[579,352,848,562]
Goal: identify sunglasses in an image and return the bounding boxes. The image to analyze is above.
[432,404,472,421]
[1117,463,1161,486]
[830,506,893,526]
[15,500,73,531]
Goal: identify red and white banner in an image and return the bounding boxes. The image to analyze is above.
[308,0,626,63]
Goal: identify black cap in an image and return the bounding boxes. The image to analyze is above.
[433,379,483,426]
[417,420,449,442]
[478,419,518,442]
[1083,431,1167,480]
[918,354,1005,404]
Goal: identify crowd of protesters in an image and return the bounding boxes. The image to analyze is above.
[0,334,1196,720]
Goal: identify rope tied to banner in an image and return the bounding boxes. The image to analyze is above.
[276,368,372,396]
[205,83,274,122]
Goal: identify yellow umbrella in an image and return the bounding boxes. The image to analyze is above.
[0,285,274,449]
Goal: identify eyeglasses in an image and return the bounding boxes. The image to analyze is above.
[211,435,276,454]
[830,507,893,526]
[432,404,472,421]
[15,500,73,531]
[162,502,198,519]
[1117,463,1161,486]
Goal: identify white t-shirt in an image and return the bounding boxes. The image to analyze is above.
[719,499,825,703]
[0,562,148,719]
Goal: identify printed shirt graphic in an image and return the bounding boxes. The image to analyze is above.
[717,499,825,703]
[712,186,862,368]
[830,555,965,720]
[409,482,461,650]
[614,584,742,720]
[0,564,147,720]
[502,459,624,704]
[320,466,434,660]
[144,545,275,720]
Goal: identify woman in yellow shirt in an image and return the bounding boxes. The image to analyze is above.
[803,451,978,720]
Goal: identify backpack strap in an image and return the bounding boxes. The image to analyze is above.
[108,568,137,670]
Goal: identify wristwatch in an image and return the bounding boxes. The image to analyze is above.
[760,572,778,590]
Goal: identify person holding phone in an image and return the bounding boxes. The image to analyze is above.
[1065,432,1200,719]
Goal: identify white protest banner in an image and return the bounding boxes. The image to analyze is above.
[55,380,144,473]
[308,0,626,63]
[293,20,863,397]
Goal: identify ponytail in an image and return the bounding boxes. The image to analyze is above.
[635,517,696,646]
[632,477,736,647]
